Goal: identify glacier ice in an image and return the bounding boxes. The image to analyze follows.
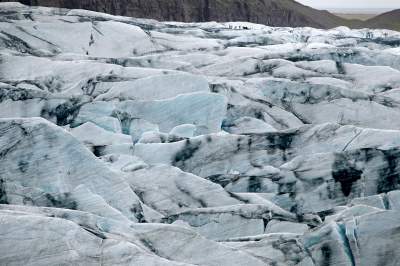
[1,2,400,265]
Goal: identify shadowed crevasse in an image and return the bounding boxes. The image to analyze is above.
[332,153,363,197]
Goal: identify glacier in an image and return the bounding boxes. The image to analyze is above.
[1,2,400,265]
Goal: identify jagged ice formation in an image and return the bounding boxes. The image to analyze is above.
[1,2,400,266]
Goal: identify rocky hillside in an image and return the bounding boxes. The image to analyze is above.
[365,9,400,31]
[1,0,348,28]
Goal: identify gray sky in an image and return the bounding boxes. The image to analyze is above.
[297,0,400,9]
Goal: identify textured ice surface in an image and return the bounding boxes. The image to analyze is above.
[1,3,400,266]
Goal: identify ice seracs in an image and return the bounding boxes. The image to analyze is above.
[1,2,400,265]
[95,73,210,101]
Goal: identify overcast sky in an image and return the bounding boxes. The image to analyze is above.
[296,0,400,9]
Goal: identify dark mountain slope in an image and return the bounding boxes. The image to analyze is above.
[1,0,349,29]
[364,9,400,31]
